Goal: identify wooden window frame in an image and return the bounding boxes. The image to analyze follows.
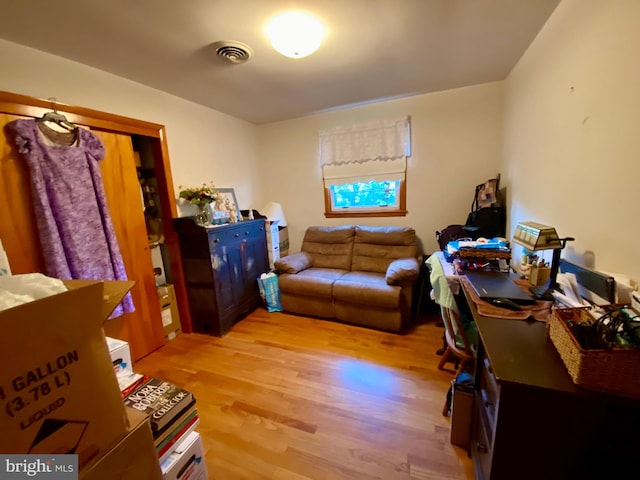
[323,176,407,218]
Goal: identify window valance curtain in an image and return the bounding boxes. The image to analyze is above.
[322,157,406,187]
[318,116,411,166]
[319,117,411,187]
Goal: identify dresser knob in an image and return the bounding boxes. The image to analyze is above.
[234,233,239,238]
[476,442,488,453]
[213,238,220,243]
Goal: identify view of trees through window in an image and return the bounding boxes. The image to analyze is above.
[330,180,398,209]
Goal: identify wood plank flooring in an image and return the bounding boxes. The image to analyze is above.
[134,308,475,480]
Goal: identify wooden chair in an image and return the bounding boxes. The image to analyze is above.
[439,305,476,416]
[437,305,475,376]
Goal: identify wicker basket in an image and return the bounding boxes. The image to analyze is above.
[548,308,640,399]
[454,248,511,260]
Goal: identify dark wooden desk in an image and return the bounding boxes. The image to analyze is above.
[461,281,640,480]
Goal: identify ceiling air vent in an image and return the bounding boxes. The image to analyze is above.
[212,41,254,64]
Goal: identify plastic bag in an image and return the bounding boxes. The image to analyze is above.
[0,273,68,311]
[257,272,282,312]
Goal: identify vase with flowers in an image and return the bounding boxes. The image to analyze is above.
[178,182,218,226]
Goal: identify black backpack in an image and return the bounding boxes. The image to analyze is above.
[464,176,505,239]
[435,224,467,251]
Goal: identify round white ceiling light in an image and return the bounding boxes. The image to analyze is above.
[265,11,326,59]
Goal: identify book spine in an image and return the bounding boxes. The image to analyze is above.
[157,415,200,460]
[150,390,192,430]
[123,377,194,433]
[155,409,199,450]
[124,378,177,412]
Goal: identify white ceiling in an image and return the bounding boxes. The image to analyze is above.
[0,0,560,125]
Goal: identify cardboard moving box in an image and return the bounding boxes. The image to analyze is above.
[0,280,133,468]
[161,431,207,480]
[279,226,289,257]
[266,221,280,269]
[450,389,474,449]
[106,336,133,375]
[80,407,162,480]
[157,284,181,340]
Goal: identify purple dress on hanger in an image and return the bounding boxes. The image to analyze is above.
[7,118,134,317]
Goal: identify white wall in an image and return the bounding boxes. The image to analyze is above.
[503,0,640,283]
[0,38,505,257]
[257,82,505,254]
[0,39,261,214]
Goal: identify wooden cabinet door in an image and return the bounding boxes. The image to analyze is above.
[240,223,269,300]
[209,227,244,332]
[93,130,165,360]
[0,115,164,361]
[0,113,46,273]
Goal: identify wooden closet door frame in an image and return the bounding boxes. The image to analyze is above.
[0,90,193,335]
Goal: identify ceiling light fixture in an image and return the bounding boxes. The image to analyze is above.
[265,11,325,59]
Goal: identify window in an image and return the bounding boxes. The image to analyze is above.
[324,179,406,217]
[319,117,410,218]
[331,180,398,209]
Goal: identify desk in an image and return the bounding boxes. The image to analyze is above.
[461,282,640,480]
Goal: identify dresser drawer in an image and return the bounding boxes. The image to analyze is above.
[471,395,493,480]
[478,356,500,435]
[208,227,241,247]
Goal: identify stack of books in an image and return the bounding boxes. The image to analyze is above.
[123,376,200,464]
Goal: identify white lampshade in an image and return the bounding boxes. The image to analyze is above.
[265,11,325,59]
[261,202,287,227]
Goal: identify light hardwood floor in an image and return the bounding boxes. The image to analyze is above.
[135,308,475,480]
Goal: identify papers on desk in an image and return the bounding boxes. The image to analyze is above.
[554,272,611,310]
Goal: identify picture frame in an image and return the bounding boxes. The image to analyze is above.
[212,187,241,224]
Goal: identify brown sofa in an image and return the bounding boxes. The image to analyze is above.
[274,225,420,332]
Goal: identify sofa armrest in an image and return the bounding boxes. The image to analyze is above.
[275,252,313,274]
[386,258,420,286]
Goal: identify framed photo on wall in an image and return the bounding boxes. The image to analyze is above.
[212,187,241,224]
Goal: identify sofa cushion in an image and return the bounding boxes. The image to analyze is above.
[301,225,355,270]
[275,252,312,274]
[351,226,418,273]
[333,271,400,308]
[278,268,348,298]
[386,258,420,286]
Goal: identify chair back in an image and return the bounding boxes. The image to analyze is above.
[440,305,474,363]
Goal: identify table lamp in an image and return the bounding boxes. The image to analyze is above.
[260,202,287,227]
[512,221,574,300]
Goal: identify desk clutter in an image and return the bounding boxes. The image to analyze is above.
[549,306,640,399]
[460,275,552,321]
[432,243,640,400]
[434,173,507,271]
[445,238,511,273]
[430,204,640,476]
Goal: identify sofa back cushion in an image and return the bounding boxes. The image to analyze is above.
[352,226,418,273]
[301,226,355,270]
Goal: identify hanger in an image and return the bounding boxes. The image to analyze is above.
[37,97,77,131]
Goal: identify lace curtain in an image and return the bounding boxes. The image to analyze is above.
[319,117,411,186]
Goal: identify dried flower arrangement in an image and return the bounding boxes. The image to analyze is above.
[178,182,218,206]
